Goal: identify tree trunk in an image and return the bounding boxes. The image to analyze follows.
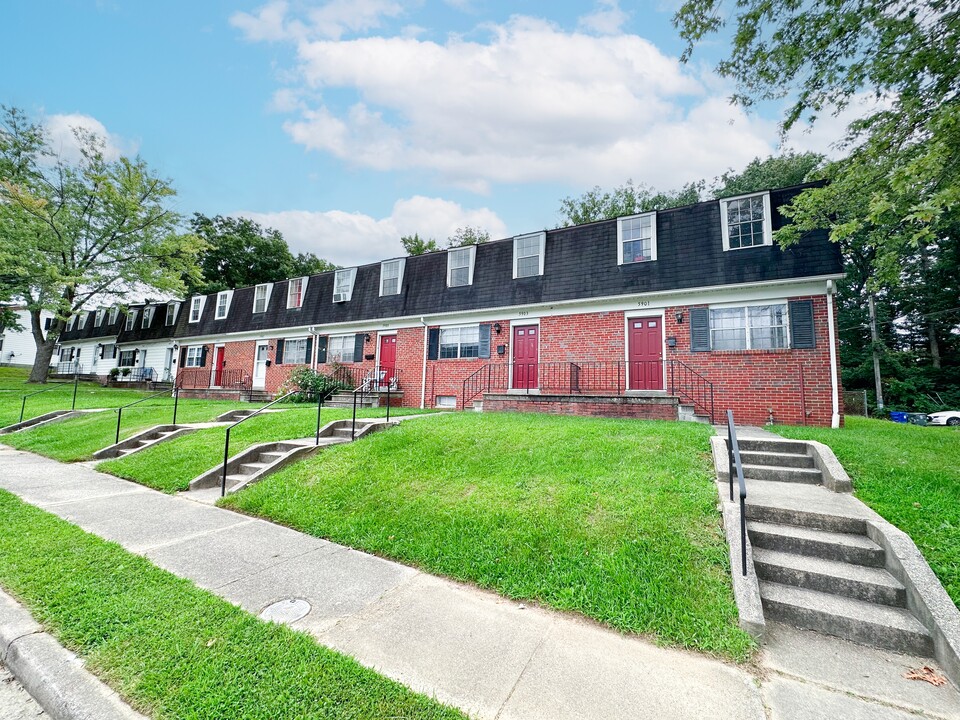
[928,322,941,369]
[26,309,54,384]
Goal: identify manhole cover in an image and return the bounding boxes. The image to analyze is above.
[259,598,311,624]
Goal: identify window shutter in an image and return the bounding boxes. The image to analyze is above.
[113,345,119,359]
[199,346,208,367]
[479,324,491,359]
[305,337,313,365]
[353,334,365,363]
[178,347,186,367]
[275,339,285,364]
[789,300,816,349]
[690,307,711,352]
[316,336,328,364]
[427,328,440,360]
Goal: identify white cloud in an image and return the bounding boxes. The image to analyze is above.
[578,0,628,35]
[236,196,507,267]
[45,113,138,163]
[231,0,404,42]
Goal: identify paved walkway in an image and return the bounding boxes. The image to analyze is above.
[1,662,45,719]
[0,442,958,719]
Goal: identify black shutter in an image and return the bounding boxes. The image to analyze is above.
[305,337,313,365]
[316,336,328,364]
[199,346,208,367]
[353,333,365,363]
[427,328,440,360]
[178,347,186,367]
[113,345,118,359]
[789,300,816,349]
[479,324,491,359]
[275,339,285,364]
[690,307,711,352]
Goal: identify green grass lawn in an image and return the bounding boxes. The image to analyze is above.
[220,412,754,661]
[99,407,434,493]
[0,490,463,720]
[775,416,960,606]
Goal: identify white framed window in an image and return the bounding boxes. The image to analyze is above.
[333,268,357,302]
[141,306,154,329]
[618,212,657,264]
[513,231,546,278]
[165,302,178,326]
[125,310,137,331]
[720,192,773,251]
[94,308,105,327]
[435,396,457,409]
[380,259,405,296]
[253,283,272,314]
[215,291,232,320]
[66,315,75,331]
[185,346,204,367]
[189,296,204,323]
[78,312,88,330]
[287,277,308,309]
[118,349,137,367]
[710,303,788,350]
[328,335,354,363]
[282,338,309,365]
[107,307,119,325]
[447,246,476,287]
[440,325,480,359]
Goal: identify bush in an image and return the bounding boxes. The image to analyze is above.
[280,367,349,403]
[108,368,120,378]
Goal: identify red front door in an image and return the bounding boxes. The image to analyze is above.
[512,325,538,390]
[379,335,397,387]
[628,317,663,390]
[213,346,225,386]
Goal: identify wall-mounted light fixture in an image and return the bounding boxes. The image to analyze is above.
[493,323,502,335]
[364,333,371,342]
[675,311,684,324]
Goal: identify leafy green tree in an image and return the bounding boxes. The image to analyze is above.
[401,233,439,256]
[291,252,337,277]
[713,152,823,198]
[446,226,490,248]
[0,106,204,383]
[558,180,704,226]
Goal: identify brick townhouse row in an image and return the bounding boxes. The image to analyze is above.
[57,184,845,427]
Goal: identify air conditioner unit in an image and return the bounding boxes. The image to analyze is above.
[332,292,348,303]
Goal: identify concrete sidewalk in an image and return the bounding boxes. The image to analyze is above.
[1,443,958,719]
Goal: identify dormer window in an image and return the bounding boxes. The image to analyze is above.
[719,192,773,251]
[447,246,476,288]
[66,315,75,331]
[215,291,233,320]
[189,296,204,323]
[287,277,307,309]
[253,283,272,313]
[107,307,119,325]
[333,268,357,303]
[95,308,104,327]
[513,232,546,278]
[141,306,154,329]
[165,302,179,326]
[618,213,657,264]
[78,312,88,330]
[379,259,405,296]
[125,310,137,331]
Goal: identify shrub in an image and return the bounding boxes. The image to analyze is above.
[280,367,349,403]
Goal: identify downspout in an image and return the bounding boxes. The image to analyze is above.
[420,317,429,409]
[308,326,320,371]
[826,280,840,428]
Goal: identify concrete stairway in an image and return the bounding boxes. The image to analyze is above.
[324,391,378,409]
[0,410,87,434]
[738,437,933,656]
[92,424,197,460]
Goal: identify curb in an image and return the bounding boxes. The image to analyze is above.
[0,589,147,720]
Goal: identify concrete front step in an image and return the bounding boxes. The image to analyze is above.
[753,547,907,607]
[239,462,270,476]
[737,438,813,455]
[739,450,814,469]
[742,464,823,484]
[759,580,934,656]
[745,503,868,535]
[0,410,75,434]
[747,520,886,567]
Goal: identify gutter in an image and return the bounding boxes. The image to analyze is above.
[420,316,429,409]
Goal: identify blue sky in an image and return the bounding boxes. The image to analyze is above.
[2,1,848,268]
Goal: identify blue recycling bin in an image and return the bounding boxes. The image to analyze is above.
[890,411,908,423]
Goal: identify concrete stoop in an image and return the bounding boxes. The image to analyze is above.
[711,431,960,689]
[92,424,198,460]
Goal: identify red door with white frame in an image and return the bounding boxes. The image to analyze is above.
[512,325,538,390]
[379,335,397,388]
[628,317,663,390]
[213,346,225,386]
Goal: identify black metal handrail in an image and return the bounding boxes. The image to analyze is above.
[349,369,396,440]
[221,390,298,497]
[726,410,748,577]
[334,364,400,392]
[114,387,181,444]
[667,359,715,423]
[17,377,78,424]
[177,367,252,390]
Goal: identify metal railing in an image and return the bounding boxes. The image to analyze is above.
[726,410,748,577]
[55,361,83,376]
[220,390,298,497]
[460,359,715,421]
[17,377,78,424]
[349,371,395,440]
[333,364,400,392]
[114,387,181,444]
[177,367,252,391]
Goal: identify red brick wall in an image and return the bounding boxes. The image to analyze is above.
[483,394,678,420]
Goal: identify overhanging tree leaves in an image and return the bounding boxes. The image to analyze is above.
[558,180,705,226]
[0,106,204,383]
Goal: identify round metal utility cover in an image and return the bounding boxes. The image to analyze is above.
[259,598,311,624]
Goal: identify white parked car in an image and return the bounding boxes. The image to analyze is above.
[927,410,960,426]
